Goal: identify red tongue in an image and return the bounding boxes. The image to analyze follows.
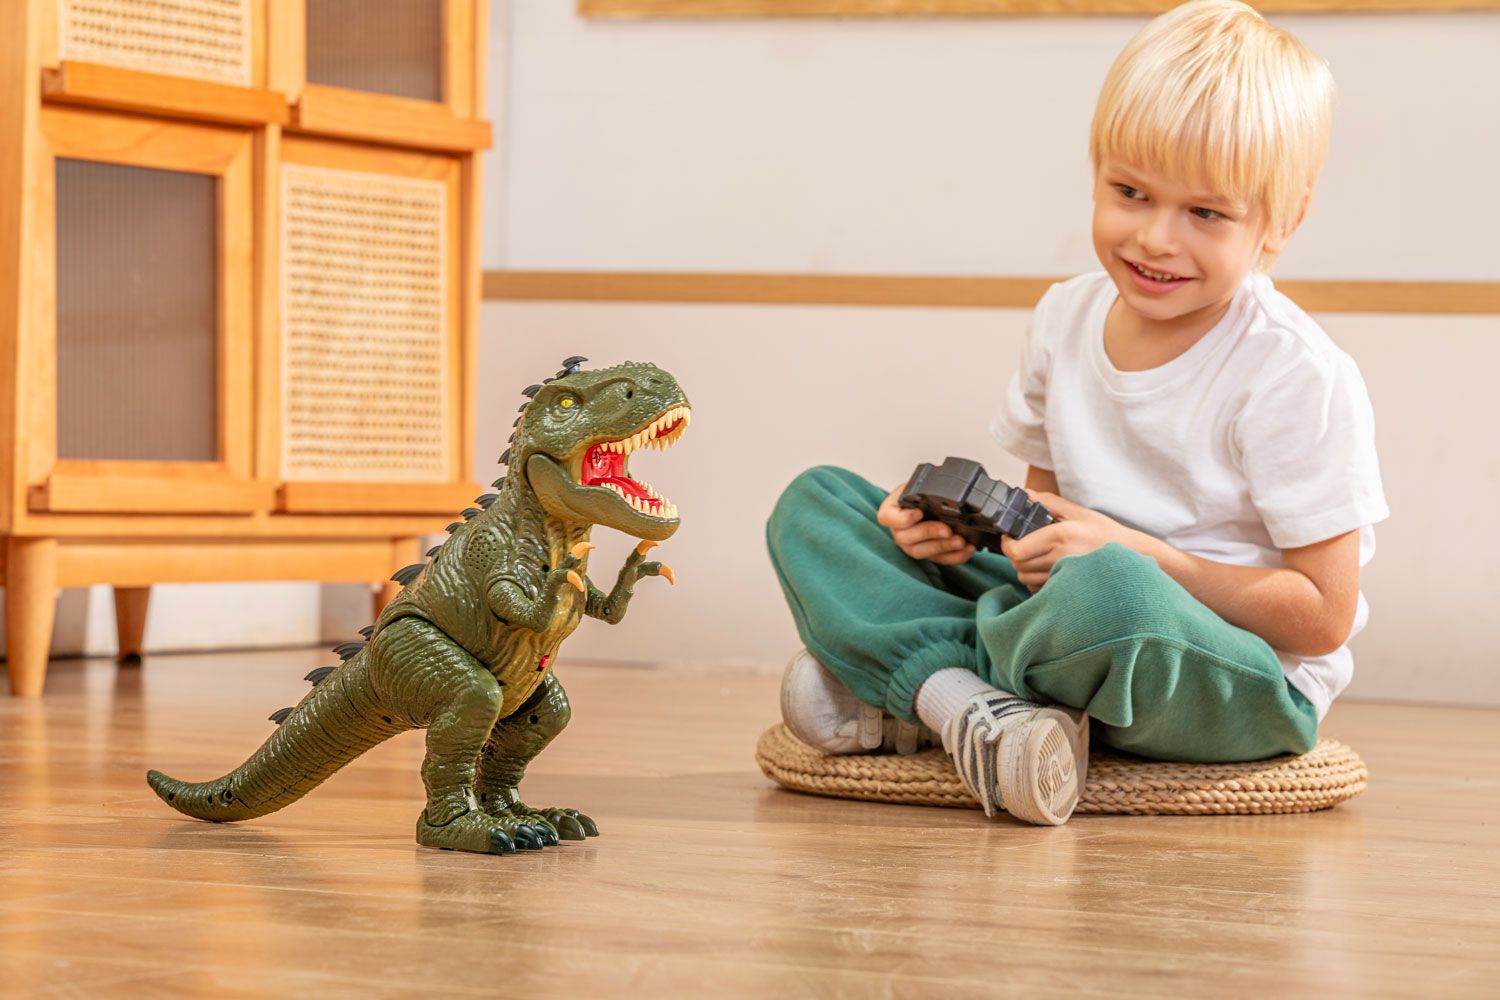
[582,443,656,506]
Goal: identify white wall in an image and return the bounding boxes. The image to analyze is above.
[481,2,1500,706]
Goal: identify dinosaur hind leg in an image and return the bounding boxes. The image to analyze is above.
[475,673,598,840]
[369,617,557,855]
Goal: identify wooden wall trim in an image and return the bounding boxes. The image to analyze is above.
[484,270,1500,315]
[581,0,1500,16]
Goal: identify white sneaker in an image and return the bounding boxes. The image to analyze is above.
[780,649,938,755]
[942,691,1089,826]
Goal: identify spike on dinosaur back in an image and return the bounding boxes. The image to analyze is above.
[460,508,481,521]
[446,522,463,534]
[425,544,442,558]
[491,476,506,490]
[560,355,587,368]
[305,666,336,686]
[499,448,511,465]
[391,564,425,586]
[476,493,498,509]
[522,384,542,397]
[333,641,366,661]
[269,707,294,725]
[358,625,375,639]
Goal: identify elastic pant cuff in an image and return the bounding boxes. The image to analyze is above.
[885,640,981,724]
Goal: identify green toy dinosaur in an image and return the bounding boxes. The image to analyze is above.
[147,357,690,855]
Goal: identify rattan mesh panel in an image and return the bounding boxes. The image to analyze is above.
[281,164,448,482]
[305,0,443,102]
[59,0,252,86]
[56,159,218,462]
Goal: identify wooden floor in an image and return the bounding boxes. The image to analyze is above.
[2,651,1498,999]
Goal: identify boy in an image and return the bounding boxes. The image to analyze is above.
[766,0,1387,826]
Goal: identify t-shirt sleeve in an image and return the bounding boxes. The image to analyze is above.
[989,286,1058,470]
[1235,351,1389,550]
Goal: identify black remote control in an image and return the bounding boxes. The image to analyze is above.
[898,457,1053,552]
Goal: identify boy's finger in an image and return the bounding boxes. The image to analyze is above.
[878,508,922,530]
[928,545,975,565]
[1003,524,1057,563]
[904,537,962,561]
[893,521,952,547]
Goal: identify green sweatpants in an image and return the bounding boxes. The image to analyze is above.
[766,466,1317,763]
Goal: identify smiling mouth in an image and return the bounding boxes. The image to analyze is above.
[1127,259,1189,283]
[578,405,690,519]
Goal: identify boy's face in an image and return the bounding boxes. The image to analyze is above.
[1092,160,1291,337]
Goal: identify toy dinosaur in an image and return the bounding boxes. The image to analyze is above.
[147,357,690,855]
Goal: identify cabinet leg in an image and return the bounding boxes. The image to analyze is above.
[373,536,420,619]
[114,586,151,663]
[5,538,59,697]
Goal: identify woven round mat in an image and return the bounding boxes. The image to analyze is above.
[756,724,1367,816]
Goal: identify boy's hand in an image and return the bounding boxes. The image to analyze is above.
[877,486,976,565]
[1001,492,1137,591]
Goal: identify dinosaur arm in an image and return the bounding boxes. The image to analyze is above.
[584,540,674,624]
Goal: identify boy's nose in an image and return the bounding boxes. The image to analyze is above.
[1137,210,1178,256]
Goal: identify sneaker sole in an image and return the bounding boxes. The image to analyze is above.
[999,716,1080,826]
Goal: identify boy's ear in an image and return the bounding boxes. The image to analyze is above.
[1263,188,1312,255]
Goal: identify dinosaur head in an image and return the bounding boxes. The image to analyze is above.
[510,358,690,541]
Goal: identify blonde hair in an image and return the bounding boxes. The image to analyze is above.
[1090,0,1334,245]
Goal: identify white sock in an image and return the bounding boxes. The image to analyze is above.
[914,668,1003,734]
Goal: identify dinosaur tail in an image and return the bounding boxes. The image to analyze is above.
[147,653,406,822]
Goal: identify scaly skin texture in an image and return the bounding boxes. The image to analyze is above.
[147,359,690,855]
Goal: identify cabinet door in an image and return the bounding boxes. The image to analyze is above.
[26,106,268,514]
[272,136,475,515]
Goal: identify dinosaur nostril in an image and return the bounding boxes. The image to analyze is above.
[626,389,633,399]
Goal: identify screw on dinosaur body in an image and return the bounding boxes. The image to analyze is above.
[147,359,690,855]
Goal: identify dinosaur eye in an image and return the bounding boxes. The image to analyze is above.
[558,397,576,408]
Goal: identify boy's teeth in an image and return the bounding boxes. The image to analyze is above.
[1134,262,1179,281]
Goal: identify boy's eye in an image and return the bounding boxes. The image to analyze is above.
[1115,184,1143,200]
[1191,207,1222,221]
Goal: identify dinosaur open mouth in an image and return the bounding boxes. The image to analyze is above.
[579,404,690,519]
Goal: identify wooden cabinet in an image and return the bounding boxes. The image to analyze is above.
[1,0,492,695]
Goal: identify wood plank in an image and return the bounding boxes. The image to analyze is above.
[484,269,1500,315]
[0,0,39,535]
[294,84,492,153]
[265,0,307,99]
[277,481,487,514]
[1,654,1498,995]
[30,471,276,514]
[40,61,290,126]
[581,0,1500,15]
[443,0,476,119]
[15,510,467,538]
[52,538,397,586]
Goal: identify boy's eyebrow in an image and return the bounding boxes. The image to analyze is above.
[1102,165,1245,212]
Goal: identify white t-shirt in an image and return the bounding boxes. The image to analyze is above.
[990,271,1388,720]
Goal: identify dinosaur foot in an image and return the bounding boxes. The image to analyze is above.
[416,809,559,855]
[509,803,600,841]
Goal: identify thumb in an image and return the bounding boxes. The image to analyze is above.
[1026,490,1080,518]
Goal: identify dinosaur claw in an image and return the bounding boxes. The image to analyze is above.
[488,829,517,855]
[553,814,587,841]
[570,542,595,559]
[635,539,658,556]
[578,813,600,837]
[659,564,676,586]
[535,823,560,847]
[513,825,544,851]
[566,570,585,593]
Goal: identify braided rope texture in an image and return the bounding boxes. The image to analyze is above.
[756,724,1368,816]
